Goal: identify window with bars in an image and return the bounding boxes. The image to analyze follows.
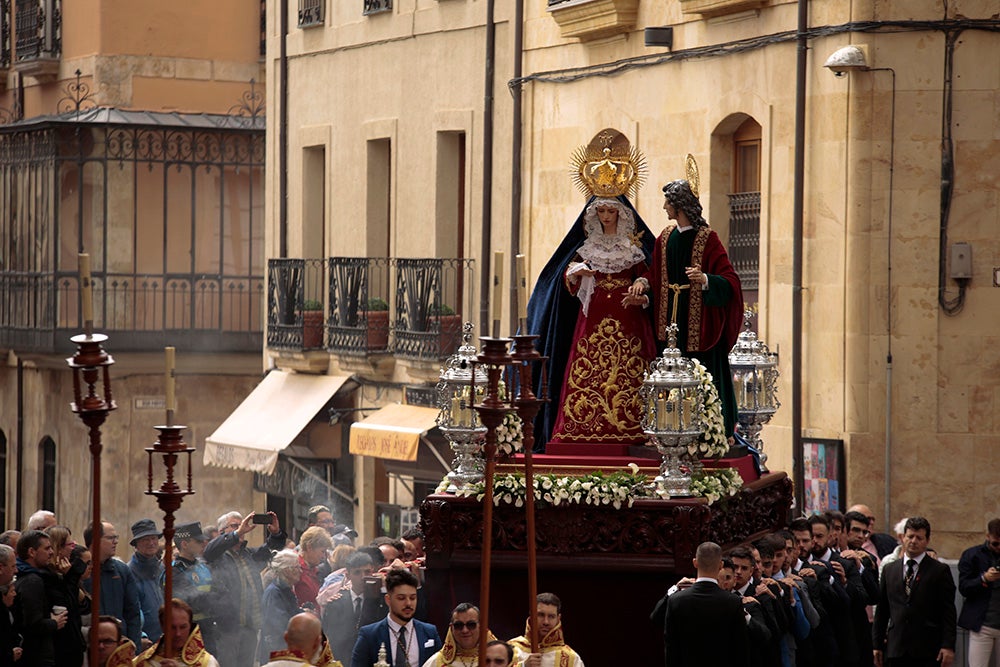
[363,0,392,15]
[298,0,323,27]
[1,0,10,69]
[15,0,60,62]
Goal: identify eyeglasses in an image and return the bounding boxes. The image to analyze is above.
[102,535,119,542]
[97,639,119,646]
[452,621,478,631]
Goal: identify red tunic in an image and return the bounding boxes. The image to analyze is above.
[549,264,656,445]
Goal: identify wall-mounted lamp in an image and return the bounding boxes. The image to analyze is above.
[328,406,377,425]
[644,26,673,50]
[823,44,870,76]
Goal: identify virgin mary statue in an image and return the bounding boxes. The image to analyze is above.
[526,129,656,450]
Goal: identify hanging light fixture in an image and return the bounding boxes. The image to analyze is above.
[729,311,780,472]
[436,322,488,491]
[640,324,706,497]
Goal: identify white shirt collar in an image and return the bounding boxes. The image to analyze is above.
[695,576,719,585]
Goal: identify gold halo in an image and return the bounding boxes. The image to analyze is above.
[570,128,647,200]
[685,153,700,199]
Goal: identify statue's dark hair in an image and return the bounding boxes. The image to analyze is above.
[662,180,706,228]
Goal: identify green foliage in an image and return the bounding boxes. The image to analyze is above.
[367,297,389,311]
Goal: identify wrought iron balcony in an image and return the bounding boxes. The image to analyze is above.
[267,258,326,350]
[267,257,475,361]
[327,257,390,355]
[0,270,263,354]
[363,0,391,16]
[14,0,60,79]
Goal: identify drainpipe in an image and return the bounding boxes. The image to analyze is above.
[479,0,496,331]
[791,0,808,515]
[279,0,289,258]
[16,357,24,529]
[508,0,525,325]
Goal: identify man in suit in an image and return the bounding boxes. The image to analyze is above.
[322,552,382,666]
[663,541,749,667]
[872,516,956,667]
[352,569,441,667]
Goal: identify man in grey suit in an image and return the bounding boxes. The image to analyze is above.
[663,541,750,667]
[872,516,956,667]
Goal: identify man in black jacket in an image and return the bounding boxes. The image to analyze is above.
[872,516,956,667]
[958,517,1000,667]
[203,510,287,667]
[663,541,749,667]
[14,531,67,667]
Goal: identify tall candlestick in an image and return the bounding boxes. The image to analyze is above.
[79,253,93,336]
[165,346,176,425]
[515,254,528,322]
[492,251,504,332]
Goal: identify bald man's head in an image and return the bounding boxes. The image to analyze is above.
[284,613,323,655]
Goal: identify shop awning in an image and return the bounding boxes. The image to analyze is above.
[348,403,441,462]
[204,371,353,474]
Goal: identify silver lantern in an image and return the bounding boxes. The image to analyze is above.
[436,322,488,491]
[640,323,706,497]
[728,312,780,472]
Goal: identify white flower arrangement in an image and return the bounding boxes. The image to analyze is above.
[690,359,730,459]
[495,411,524,457]
[435,462,743,507]
[686,467,743,504]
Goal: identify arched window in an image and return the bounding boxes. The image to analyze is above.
[39,436,56,511]
[712,113,762,330]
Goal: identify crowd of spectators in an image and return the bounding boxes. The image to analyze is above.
[2,503,998,667]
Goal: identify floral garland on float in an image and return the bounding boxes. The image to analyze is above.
[436,362,743,507]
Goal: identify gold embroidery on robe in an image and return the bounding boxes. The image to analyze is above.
[556,317,647,441]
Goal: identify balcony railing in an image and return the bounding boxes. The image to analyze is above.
[266,257,475,360]
[327,257,390,355]
[297,0,323,27]
[0,270,264,353]
[728,191,761,291]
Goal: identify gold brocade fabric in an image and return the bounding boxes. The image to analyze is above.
[434,627,497,666]
[133,624,213,667]
[552,317,648,442]
[106,639,136,667]
[509,621,578,667]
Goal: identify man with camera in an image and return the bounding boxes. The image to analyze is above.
[203,510,287,667]
[959,518,1000,667]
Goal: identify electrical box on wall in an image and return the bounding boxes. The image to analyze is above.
[949,243,972,280]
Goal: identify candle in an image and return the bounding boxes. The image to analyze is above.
[515,254,528,321]
[79,253,93,334]
[452,396,463,426]
[165,347,176,421]
[492,251,504,325]
[656,397,667,430]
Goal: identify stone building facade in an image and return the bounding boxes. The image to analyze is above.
[266,0,1000,555]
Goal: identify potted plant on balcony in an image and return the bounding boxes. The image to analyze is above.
[429,303,462,356]
[300,298,324,349]
[365,297,390,351]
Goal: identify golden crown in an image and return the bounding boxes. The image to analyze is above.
[570,128,647,200]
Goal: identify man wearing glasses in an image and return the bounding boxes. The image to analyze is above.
[958,518,1000,667]
[83,521,143,648]
[421,603,491,667]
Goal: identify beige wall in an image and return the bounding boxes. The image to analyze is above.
[269,0,1000,555]
[1,0,263,116]
[0,355,262,539]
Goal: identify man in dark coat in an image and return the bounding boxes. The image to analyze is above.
[203,510,287,667]
[663,541,749,667]
[957,517,1000,667]
[872,516,956,667]
[14,530,67,667]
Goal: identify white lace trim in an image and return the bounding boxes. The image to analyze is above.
[576,198,646,274]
